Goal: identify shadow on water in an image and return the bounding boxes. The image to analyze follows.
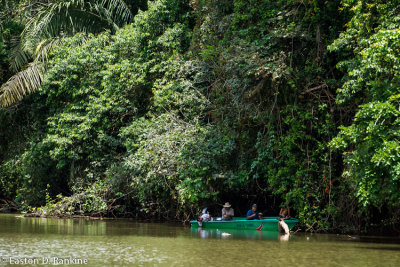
[355,236,400,244]
[358,246,400,251]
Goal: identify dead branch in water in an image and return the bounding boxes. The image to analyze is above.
[305,221,317,232]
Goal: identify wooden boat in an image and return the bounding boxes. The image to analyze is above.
[190,217,298,231]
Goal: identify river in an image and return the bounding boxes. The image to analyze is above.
[0,214,399,266]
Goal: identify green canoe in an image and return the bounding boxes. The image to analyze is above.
[190,217,298,231]
[190,228,290,241]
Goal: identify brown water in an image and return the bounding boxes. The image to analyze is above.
[0,214,399,266]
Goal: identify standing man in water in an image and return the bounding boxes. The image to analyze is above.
[246,204,262,220]
[221,202,234,220]
[279,205,291,220]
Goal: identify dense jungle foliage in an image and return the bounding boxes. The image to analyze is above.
[1,0,399,234]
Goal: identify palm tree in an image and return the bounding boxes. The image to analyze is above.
[0,0,134,107]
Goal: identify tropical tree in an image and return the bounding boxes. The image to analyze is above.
[329,0,400,217]
[0,0,134,107]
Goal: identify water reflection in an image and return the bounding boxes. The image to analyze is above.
[10,216,108,235]
[4,215,185,237]
[1,214,400,266]
[191,227,292,241]
[279,233,290,241]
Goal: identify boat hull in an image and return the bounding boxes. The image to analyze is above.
[190,217,298,231]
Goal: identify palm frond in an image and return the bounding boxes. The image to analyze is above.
[8,36,32,72]
[1,33,93,107]
[1,0,134,107]
[34,37,64,62]
[34,34,91,62]
[0,63,44,107]
[15,0,133,69]
[21,7,61,52]
[22,0,132,48]
[99,0,133,27]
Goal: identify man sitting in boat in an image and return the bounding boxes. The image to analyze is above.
[246,204,262,220]
[221,202,234,220]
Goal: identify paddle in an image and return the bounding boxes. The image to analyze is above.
[256,222,264,231]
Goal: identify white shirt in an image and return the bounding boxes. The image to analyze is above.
[222,207,234,218]
[200,213,210,221]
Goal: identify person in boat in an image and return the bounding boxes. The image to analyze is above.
[279,205,291,220]
[198,207,212,226]
[246,204,262,220]
[221,202,234,220]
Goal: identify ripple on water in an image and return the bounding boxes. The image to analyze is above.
[1,214,400,266]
